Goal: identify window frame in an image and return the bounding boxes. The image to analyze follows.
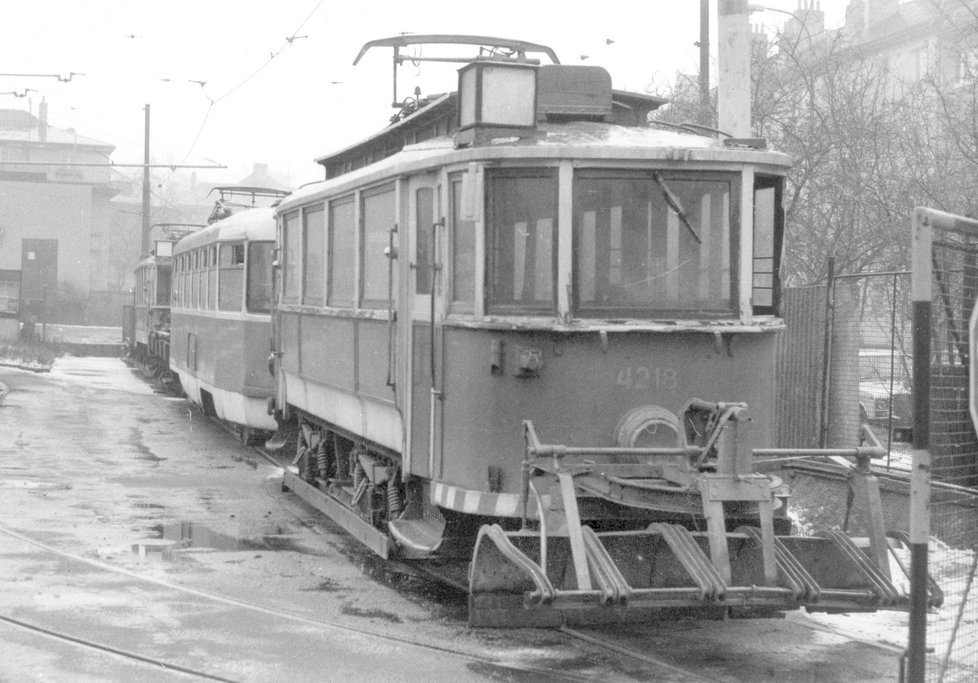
[218,241,246,312]
[571,168,741,319]
[327,194,357,309]
[302,204,326,307]
[281,210,301,305]
[360,183,396,309]
[246,240,275,315]
[484,167,559,316]
[449,173,477,314]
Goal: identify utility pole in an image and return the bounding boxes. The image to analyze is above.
[700,0,711,125]
[141,104,151,258]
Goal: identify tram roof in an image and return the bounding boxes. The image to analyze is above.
[283,121,792,211]
[173,206,276,254]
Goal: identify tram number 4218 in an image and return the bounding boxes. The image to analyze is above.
[616,366,678,391]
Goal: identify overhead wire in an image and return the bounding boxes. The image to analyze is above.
[173,0,326,170]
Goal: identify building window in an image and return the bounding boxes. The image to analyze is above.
[361,184,395,308]
[0,270,20,317]
[328,196,356,307]
[486,170,557,312]
[959,47,978,84]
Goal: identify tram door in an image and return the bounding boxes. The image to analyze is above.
[406,174,444,480]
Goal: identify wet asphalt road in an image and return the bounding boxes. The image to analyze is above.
[0,357,906,682]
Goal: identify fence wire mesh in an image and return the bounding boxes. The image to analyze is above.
[919,224,978,682]
[779,247,978,679]
[777,271,912,469]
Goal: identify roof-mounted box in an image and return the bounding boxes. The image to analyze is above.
[536,65,613,122]
[457,61,537,131]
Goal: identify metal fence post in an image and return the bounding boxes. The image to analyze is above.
[909,207,933,683]
[819,257,836,449]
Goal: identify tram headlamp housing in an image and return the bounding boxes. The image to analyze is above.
[457,61,537,131]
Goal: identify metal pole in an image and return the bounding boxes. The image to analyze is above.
[140,104,151,258]
[908,207,933,683]
[886,272,898,467]
[819,257,836,448]
[699,0,710,125]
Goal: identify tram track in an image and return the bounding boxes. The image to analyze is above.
[250,442,716,680]
[0,612,235,682]
[250,440,906,681]
[0,522,600,682]
[0,422,905,682]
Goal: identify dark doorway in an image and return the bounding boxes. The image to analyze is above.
[21,238,58,320]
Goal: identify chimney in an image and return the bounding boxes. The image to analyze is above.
[38,98,48,142]
[718,0,752,139]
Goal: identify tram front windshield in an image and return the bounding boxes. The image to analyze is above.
[573,171,734,317]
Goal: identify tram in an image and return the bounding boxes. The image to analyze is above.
[169,187,288,442]
[265,36,933,626]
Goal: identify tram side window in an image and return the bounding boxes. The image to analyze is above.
[753,175,782,315]
[302,206,325,306]
[362,185,395,308]
[573,171,733,316]
[282,212,300,305]
[181,255,189,308]
[174,257,181,307]
[486,170,557,312]
[219,242,245,311]
[198,249,206,310]
[207,245,218,310]
[157,267,171,306]
[451,178,476,311]
[172,258,180,307]
[328,197,356,307]
[416,187,433,295]
[191,251,199,309]
[247,241,274,314]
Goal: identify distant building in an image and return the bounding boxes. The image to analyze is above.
[776,0,978,88]
[0,100,116,334]
[0,97,294,335]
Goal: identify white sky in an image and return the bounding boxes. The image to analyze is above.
[1,1,849,191]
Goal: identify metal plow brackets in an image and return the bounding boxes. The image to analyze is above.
[468,522,920,628]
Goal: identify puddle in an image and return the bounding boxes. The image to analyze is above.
[128,427,164,463]
[131,538,179,562]
[133,521,321,559]
[339,604,403,624]
[301,578,344,593]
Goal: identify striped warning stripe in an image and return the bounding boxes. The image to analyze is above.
[430,481,551,519]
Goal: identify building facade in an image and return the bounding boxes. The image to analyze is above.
[0,102,116,335]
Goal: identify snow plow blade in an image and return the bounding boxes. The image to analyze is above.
[467,409,942,628]
[468,523,926,628]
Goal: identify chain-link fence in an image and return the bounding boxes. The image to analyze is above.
[909,207,978,682]
[778,239,978,680]
[777,264,912,470]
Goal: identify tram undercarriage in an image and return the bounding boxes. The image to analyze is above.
[272,399,942,627]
